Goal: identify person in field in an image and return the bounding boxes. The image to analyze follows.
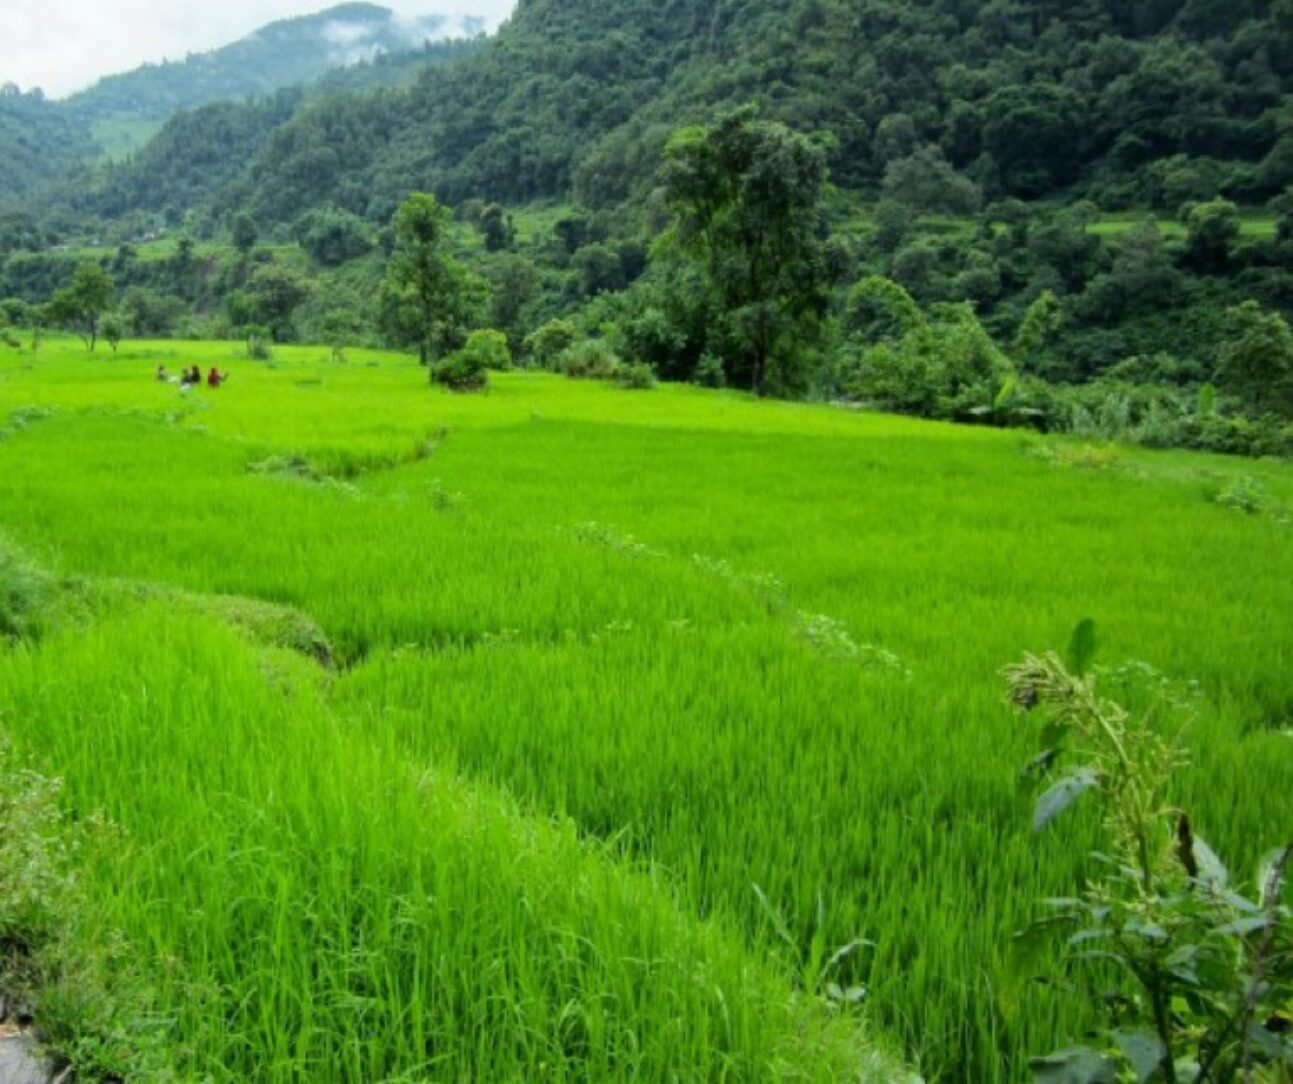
[207,367,226,388]
[156,365,168,382]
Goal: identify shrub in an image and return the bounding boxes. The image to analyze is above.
[619,306,687,373]
[524,319,578,369]
[1213,475,1288,521]
[244,325,273,361]
[695,353,727,388]
[458,329,512,371]
[617,362,657,390]
[555,339,622,380]
[433,349,490,392]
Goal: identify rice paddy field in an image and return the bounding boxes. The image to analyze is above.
[0,338,1291,1082]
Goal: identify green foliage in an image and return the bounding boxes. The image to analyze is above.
[1217,302,1293,418]
[1008,637,1293,1083]
[621,306,684,369]
[694,352,727,388]
[1183,199,1241,272]
[554,338,621,380]
[478,204,515,253]
[1014,291,1064,373]
[99,312,125,354]
[870,199,913,254]
[73,7,479,139]
[119,287,187,337]
[524,318,578,369]
[881,146,981,215]
[838,278,1014,420]
[46,261,114,352]
[294,206,373,266]
[616,361,657,390]
[382,193,480,369]
[0,737,166,1078]
[663,109,830,396]
[573,242,626,297]
[0,297,32,326]
[9,0,1293,255]
[1213,474,1289,522]
[0,86,97,203]
[458,328,512,371]
[247,263,310,341]
[0,535,54,640]
[243,324,274,361]
[1,0,1291,466]
[846,275,926,341]
[231,212,258,256]
[431,351,489,393]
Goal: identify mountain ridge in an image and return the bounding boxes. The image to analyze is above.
[56,0,1293,230]
[0,3,495,200]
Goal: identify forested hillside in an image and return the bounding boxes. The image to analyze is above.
[57,0,1293,227]
[0,4,488,204]
[5,0,1293,458]
[63,3,491,157]
[0,86,97,204]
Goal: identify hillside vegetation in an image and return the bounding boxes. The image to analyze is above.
[57,0,1293,223]
[0,86,98,203]
[0,4,486,201]
[1,0,1289,457]
[64,3,490,158]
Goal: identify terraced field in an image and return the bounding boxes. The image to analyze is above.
[1,339,1290,1081]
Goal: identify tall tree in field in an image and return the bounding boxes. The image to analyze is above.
[248,263,310,341]
[662,109,830,396]
[382,193,480,373]
[47,260,114,352]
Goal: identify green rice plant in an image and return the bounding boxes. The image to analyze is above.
[0,607,905,1082]
[0,340,1289,1081]
[0,536,53,640]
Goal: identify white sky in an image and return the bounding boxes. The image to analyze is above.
[0,1,516,98]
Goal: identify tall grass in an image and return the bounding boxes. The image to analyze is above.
[0,342,1289,1080]
[0,609,895,1081]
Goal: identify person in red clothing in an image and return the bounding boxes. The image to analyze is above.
[207,367,227,388]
